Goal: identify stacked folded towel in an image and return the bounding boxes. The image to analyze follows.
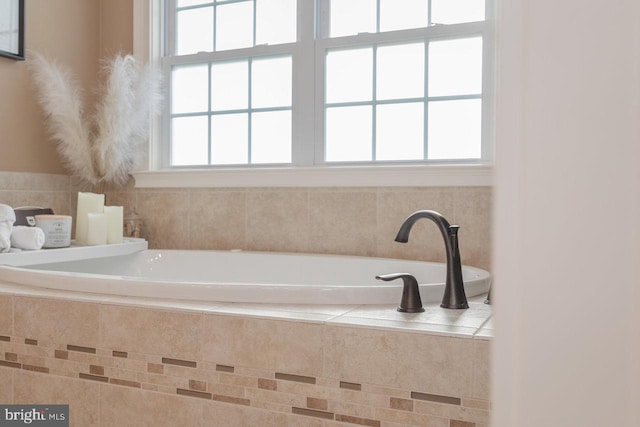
[0,204,16,253]
[11,226,45,250]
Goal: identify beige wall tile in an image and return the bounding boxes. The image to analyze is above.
[100,305,203,360]
[136,190,190,249]
[0,295,13,336]
[308,191,377,256]
[324,326,475,398]
[246,190,309,252]
[100,384,204,426]
[190,190,246,250]
[323,325,401,388]
[14,297,100,347]
[332,400,376,419]
[452,187,492,270]
[4,191,72,216]
[374,407,449,427]
[103,191,137,214]
[202,315,324,376]
[13,370,100,427]
[473,339,491,400]
[414,399,490,424]
[0,172,493,264]
[396,333,474,398]
[244,386,307,408]
[287,413,326,427]
[203,399,289,427]
[0,368,12,403]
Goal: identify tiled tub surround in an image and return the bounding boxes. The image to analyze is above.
[0,288,492,427]
[0,172,492,271]
[0,172,72,217]
[0,171,492,424]
[106,186,492,272]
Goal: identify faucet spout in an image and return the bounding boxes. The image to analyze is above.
[395,210,469,309]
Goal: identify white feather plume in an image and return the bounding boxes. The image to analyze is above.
[29,52,97,184]
[94,56,163,185]
[29,52,162,187]
[93,55,137,185]
[131,64,163,142]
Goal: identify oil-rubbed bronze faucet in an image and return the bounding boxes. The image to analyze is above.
[395,210,469,309]
[376,273,424,313]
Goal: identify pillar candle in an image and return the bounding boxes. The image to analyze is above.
[104,206,124,244]
[75,192,105,244]
[86,213,108,245]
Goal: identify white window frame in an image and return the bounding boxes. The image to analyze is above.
[132,0,494,188]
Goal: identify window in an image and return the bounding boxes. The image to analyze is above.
[170,56,293,165]
[162,0,493,169]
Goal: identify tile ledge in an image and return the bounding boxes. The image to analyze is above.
[0,283,493,338]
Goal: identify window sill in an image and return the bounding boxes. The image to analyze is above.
[132,164,493,188]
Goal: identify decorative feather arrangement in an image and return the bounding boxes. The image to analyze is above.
[29,52,96,183]
[29,52,162,186]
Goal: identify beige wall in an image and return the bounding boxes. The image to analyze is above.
[99,0,133,58]
[493,0,640,426]
[0,0,133,175]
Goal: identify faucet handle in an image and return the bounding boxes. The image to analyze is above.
[376,273,425,313]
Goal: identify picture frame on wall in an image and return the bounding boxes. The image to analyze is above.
[0,0,25,60]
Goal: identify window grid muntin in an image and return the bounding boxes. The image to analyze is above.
[169,55,293,167]
[164,0,493,169]
[323,35,482,163]
[174,0,288,55]
[321,0,484,39]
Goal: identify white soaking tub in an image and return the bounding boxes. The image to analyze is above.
[0,243,491,304]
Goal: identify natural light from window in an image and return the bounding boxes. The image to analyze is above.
[165,0,489,168]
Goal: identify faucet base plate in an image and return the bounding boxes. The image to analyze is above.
[397,307,425,313]
[440,303,469,310]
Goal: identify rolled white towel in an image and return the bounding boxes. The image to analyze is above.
[11,226,45,250]
[0,204,16,253]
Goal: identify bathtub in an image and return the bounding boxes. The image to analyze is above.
[0,241,490,304]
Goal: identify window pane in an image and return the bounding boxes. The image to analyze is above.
[172,65,209,114]
[326,106,372,162]
[377,43,424,100]
[252,57,292,108]
[377,103,424,161]
[428,99,481,159]
[177,0,210,7]
[326,48,373,103]
[256,0,296,45]
[211,61,248,111]
[211,113,249,164]
[328,0,376,37]
[216,1,253,51]
[252,111,292,163]
[380,0,428,32]
[431,0,485,24]
[176,7,213,55]
[429,37,483,97]
[172,116,209,166]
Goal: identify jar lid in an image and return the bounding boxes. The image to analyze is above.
[35,214,72,220]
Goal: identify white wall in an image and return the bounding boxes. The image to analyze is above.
[493,0,640,426]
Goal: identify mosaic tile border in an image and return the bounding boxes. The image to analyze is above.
[0,334,490,427]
